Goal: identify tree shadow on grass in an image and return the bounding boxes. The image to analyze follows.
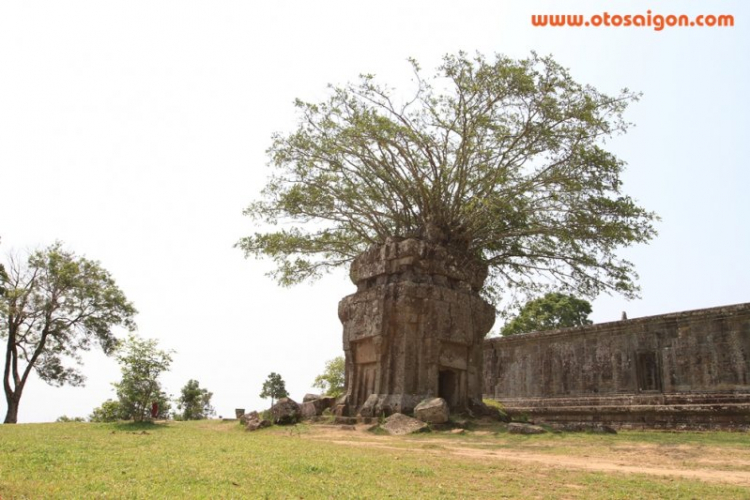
[110,420,173,432]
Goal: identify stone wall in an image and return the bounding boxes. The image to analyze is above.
[338,238,495,416]
[484,303,750,428]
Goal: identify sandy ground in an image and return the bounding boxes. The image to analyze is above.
[301,425,750,487]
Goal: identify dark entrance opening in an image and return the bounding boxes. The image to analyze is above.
[438,369,457,408]
[636,351,662,392]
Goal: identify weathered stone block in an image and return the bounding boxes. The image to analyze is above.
[340,238,495,417]
[271,398,300,425]
[245,418,271,432]
[381,413,429,435]
[414,398,450,424]
[240,411,259,425]
[300,397,336,420]
[508,423,547,435]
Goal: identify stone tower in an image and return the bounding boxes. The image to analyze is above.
[338,238,495,416]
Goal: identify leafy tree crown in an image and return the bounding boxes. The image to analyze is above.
[177,379,215,420]
[112,335,173,422]
[239,52,657,304]
[260,372,289,406]
[312,356,345,398]
[501,292,593,336]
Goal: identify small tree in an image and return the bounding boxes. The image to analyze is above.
[260,372,288,408]
[176,379,215,420]
[501,292,593,336]
[1,242,136,423]
[312,356,345,398]
[113,335,173,422]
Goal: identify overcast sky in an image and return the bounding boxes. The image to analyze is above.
[1,1,748,423]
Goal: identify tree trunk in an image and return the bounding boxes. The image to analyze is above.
[4,395,20,424]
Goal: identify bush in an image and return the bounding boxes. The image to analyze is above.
[56,415,85,423]
[89,399,126,422]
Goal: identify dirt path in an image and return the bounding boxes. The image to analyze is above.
[303,427,750,487]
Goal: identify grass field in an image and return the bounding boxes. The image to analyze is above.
[1,420,749,499]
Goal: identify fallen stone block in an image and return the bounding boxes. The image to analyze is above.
[414,397,449,424]
[382,413,429,435]
[508,422,547,435]
[245,418,271,432]
[271,398,301,425]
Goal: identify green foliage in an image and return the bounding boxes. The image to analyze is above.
[1,242,136,423]
[56,415,85,423]
[239,52,657,305]
[89,399,126,422]
[260,372,289,408]
[482,398,509,421]
[312,356,345,398]
[112,335,173,422]
[501,292,593,336]
[176,379,215,420]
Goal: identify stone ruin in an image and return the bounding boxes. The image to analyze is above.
[243,236,750,431]
[484,302,750,429]
[333,237,749,429]
[337,237,495,417]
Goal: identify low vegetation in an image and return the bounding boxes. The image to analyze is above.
[0,420,747,498]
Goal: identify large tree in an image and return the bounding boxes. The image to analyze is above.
[501,292,593,336]
[238,52,657,304]
[1,243,136,423]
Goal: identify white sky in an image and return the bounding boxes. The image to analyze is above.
[1,1,748,423]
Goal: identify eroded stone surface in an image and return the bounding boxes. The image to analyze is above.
[300,397,336,420]
[414,398,450,424]
[245,418,272,432]
[271,397,301,425]
[339,238,495,417]
[550,423,617,434]
[484,302,750,429]
[240,411,259,425]
[381,413,429,435]
[508,423,547,435]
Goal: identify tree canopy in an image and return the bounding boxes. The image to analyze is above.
[1,242,136,423]
[312,356,345,398]
[239,52,657,304]
[501,292,593,336]
[113,335,173,422]
[260,372,288,408]
[177,379,215,420]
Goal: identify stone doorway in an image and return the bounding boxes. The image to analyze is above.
[438,369,458,408]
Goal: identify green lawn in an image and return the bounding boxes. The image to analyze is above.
[0,420,748,499]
